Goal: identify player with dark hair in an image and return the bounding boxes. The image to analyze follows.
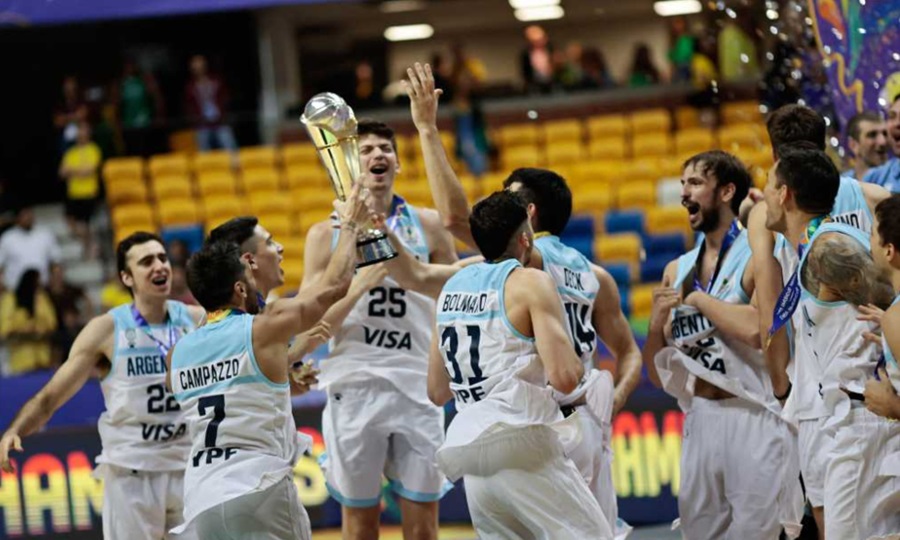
[864,93,900,192]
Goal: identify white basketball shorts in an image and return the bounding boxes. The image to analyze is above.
[797,416,834,508]
[98,464,196,540]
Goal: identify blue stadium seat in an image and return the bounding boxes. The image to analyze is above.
[161,224,205,255]
[560,215,596,260]
[604,210,645,235]
[643,232,686,256]
[640,254,671,283]
[618,286,631,318]
[604,263,631,287]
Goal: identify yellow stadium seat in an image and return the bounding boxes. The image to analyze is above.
[256,212,293,239]
[197,171,238,199]
[657,156,684,178]
[502,145,543,170]
[103,157,145,183]
[588,137,628,161]
[616,181,656,209]
[630,283,657,318]
[280,234,305,258]
[151,174,193,202]
[158,198,202,227]
[740,147,775,171]
[292,189,336,213]
[631,109,672,134]
[545,142,585,167]
[752,166,768,190]
[543,120,583,143]
[572,185,614,215]
[675,128,717,157]
[148,153,190,179]
[646,206,691,236]
[204,196,244,230]
[632,133,674,158]
[282,257,304,290]
[106,178,149,207]
[402,184,432,207]
[239,146,278,171]
[722,101,763,125]
[192,150,234,174]
[241,168,282,193]
[587,115,628,140]
[112,203,156,230]
[675,106,700,130]
[570,160,623,185]
[623,160,664,184]
[719,124,767,153]
[499,123,540,147]
[284,164,328,191]
[595,232,643,265]
[299,208,333,232]
[115,222,158,246]
[281,143,320,167]
[250,191,293,215]
[393,133,414,161]
[169,130,198,155]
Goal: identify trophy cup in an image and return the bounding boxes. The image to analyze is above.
[301,92,398,267]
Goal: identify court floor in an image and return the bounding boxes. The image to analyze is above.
[314,524,680,539]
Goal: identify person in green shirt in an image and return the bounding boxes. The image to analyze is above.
[114,58,165,157]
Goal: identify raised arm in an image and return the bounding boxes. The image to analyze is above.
[748,202,791,398]
[641,261,679,388]
[591,264,641,412]
[511,268,584,394]
[385,211,461,298]
[0,314,113,472]
[685,257,761,348]
[405,62,475,248]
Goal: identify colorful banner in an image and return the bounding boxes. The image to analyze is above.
[0,388,681,538]
[808,0,900,128]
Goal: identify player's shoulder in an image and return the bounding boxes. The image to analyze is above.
[411,206,443,230]
[305,220,335,245]
[508,266,555,289]
[80,312,117,346]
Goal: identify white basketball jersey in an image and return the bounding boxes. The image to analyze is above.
[533,234,599,369]
[96,301,197,471]
[658,229,777,412]
[882,295,900,393]
[787,222,881,422]
[170,311,303,527]
[320,196,435,406]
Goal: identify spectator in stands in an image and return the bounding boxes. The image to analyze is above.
[628,43,662,87]
[0,269,58,374]
[170,264,197,305]
[58,121,101,257]
[113,57,165,157]
[718,15,760,82]
[865,94,900,192]
[521,25,555,94]
[452,68,491,178]
[558,42,586,90]
[167,238,191,267]
[431,53,454,101]
[451,41,488,87]
[185,54,238,152]
[353,60,381,109]
[668,16,695,83]
[0,205,61,290]
[581,48,617,90]
[845,111,889,181]
[46,263,91,364]
[53,75,88,155]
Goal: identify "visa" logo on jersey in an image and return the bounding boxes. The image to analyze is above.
[141,422,187,442]
[363,327,412,350]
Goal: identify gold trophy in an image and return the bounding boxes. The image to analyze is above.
[301,92,397,267]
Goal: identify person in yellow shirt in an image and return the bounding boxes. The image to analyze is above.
[59,121,101,256]
[0,269,58,374]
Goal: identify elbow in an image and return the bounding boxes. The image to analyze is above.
[443,214,470,235]
[548,364,583,395]
[744,326,762,349]
[428,386,451,407]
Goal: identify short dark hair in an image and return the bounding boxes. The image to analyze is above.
[357,119,397,153]
[186,241,246,311]
[846,111,882,142]
[682,150,751,215]
[774,142,840,216]
[875,194,900,249]
[502,168,572,235]
[207,217,259,251]
[767,104,827,157]
[470,190,529,261]
[116,231,164,275]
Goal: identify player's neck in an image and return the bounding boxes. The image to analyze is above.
[371,190,394,216]
[703,213,736,252]
[785,210,819,248]
[891,270,900,296]
[133,295,168,325]
[855,164,869,183]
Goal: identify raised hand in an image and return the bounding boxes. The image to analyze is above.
[0,432,23,473]
[403,62,443,133]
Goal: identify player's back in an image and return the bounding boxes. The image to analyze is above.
[170,310,300,527]
[97,300,197,472]
[533,234,599,368]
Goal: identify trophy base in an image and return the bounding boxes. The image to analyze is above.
[355,230,398,268]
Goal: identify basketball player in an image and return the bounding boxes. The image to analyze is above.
[869,195,900,421]
[745,105,889,536]
[430,190,611,539]
[0,232,204,539]
[166,185,369,538]
[762,143,900,538]
[405,63,641,533]
[302,119,458,539]
[642,151,803,539]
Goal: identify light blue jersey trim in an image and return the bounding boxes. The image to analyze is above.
[556,286,597,299]
[436,310,503,324]
[497,262,535,343]
[388,479,453,503]
[324,483,381,508]
[885,295,900,368]
[800,289,848,308]
[798,222,870,298]
[242,314,288,390]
